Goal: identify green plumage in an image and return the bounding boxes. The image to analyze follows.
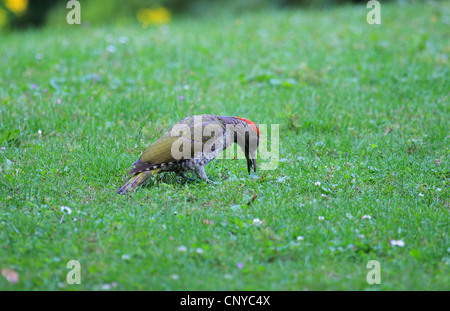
[139,136,186,164]
[116,169,161,195]
[138,115,226,164]
[117,115,259,194]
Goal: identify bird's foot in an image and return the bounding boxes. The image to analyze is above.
[205,178,217,185]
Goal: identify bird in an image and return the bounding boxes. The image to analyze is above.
[117,115,259,194]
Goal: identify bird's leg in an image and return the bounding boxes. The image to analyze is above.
[180,171,197,183]
[198,166,215,184]
[178,172,188,179]
[192,167,199,180]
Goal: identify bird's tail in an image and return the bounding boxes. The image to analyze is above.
[116,169,161,195]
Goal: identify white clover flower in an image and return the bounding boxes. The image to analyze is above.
[436,188,442,192]
[318,216,325,221]
[314,181,321,187]
[361,215,372,220]
[60,206,72,215]
[38,129,42,135]
[296,236,304,241]
[419,193,424,197]
[106,45,116,53]
[177,246,187,252]
[171,274,179,280]
[101,284,112,290]
[252,218,263,226]
[196,247,204,254]
[390,239,405,247]
[121,254,130,260]
[118,36,129,44]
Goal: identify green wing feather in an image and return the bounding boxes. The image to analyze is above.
[139,136,189,164]
[117,169,162,194]
[117,115,239,194]
[139,117,226,164]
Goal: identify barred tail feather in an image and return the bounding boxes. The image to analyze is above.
[117,170,160,195]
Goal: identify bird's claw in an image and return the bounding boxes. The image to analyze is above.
[205,179,217,185]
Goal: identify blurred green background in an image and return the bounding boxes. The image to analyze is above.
[1,0,376,29]
[1,0,449,291]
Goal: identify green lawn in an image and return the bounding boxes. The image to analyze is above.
[0,2,449,290]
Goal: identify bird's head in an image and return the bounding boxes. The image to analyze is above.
[234,117,259,174]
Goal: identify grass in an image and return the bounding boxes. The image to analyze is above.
[0,2,449,290]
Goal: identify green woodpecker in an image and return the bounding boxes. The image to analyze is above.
[117,115,259,194]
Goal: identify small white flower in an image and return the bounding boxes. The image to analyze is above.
[390,239,405,247]
[314,181,321,187]
[171,274,179,280]
[60,206,72,215]
[419,193,424,197]
[177,246,187,252]
[121,254,130,260]
[38,129,42,135]
[101,284,112,290]
[359,234,365,238]
[321,194,327,197]
[118,36,129,44]
[436,188,442,192]
[296,236,304,241]
[252,218,263,226]
[183,84,190,90]
[318,216,325,221]
[57,282,66,288]
[106,45,116,53]
[361,215,372,220]
[196,247,204,254]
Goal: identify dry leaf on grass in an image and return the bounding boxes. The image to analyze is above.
[247,193,258,206]
[1,268,19,284]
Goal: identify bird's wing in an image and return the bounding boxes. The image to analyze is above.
[164,116,226,145]
[138,136,194,165]
[131,116,226,174]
